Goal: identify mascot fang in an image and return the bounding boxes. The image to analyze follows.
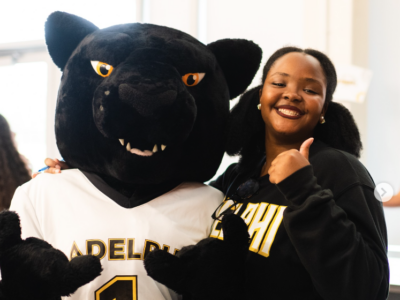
[0,11,262,300]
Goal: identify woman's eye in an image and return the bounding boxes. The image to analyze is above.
[91,61,114,77]
[182,73,205,87]
[272,82,285,87]
[304,89,316,94]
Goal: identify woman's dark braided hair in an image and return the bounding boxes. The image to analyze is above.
[226,46,362,172]
[0,114,31,210]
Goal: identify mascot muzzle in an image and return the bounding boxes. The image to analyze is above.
[92,48,197,157]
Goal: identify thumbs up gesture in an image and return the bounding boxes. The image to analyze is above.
[268,138,313,184]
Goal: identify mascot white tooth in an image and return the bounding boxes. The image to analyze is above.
[0,11,262,300]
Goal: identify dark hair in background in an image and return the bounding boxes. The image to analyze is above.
[226,46,362,172]
[0,114,31,210]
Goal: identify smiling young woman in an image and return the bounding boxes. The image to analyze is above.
[210,47,389,299]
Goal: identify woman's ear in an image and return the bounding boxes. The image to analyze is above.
[322,102,329,117]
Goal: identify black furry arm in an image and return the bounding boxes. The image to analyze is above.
[0,210,102,300]
[277,165,389,300]
[0,283,8,300]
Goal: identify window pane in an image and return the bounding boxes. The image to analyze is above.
[1,0,136,44]
[0,62,47,171]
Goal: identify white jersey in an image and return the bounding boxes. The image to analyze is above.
[10,169,223,300]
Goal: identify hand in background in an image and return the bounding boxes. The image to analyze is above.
[32,158,70,178]
[383,191,400,207]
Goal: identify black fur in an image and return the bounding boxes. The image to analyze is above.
[144,214,249,300]
[0,211,102,300]
[208,39,263,99]
[45,11,99,70]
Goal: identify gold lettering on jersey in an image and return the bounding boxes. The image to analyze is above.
[210,199,234,238]
[70,241,83,260]
[109,239,126,260]
[209,202,287,258]
[70,238,178,261]
[258,206,286,257]
[248,204,278,253]
[86,239,106,260]
[211,199,243,239]
[241,203,259,225]
[127,239,141,260]
[143,239,162,259]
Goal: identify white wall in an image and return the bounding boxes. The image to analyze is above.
[368,0,400,246]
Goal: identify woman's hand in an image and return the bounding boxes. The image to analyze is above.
[268,138,313,184]
[32,158,70,178]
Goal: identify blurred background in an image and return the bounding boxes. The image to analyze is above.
[1,0,399,296]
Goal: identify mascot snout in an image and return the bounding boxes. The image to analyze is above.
[92,57,197,153]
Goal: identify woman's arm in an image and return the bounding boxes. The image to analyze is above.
[277,166,389,300]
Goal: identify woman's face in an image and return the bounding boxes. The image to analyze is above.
[260,52,327,142]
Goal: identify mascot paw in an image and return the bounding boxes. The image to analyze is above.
[0,211,22,253]
[221,213,249,247]
[144,215,249,300]
[0,211,102,300]
[144,249,186,294]
[61,255,102,295]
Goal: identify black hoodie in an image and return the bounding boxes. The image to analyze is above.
[210,140,389,300]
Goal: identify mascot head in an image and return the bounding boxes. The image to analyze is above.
[45,12,262,185]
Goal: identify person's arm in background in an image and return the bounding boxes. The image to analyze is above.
[383,191,400,207]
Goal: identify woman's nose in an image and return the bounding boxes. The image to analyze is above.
[283,92,302,102]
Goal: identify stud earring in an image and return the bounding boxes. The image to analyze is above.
[320,116,326,124]
[257,104,261,110]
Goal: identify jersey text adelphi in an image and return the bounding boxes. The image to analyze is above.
[70,238,179,261]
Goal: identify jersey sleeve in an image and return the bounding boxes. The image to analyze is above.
[9,187,44,240]
[276,165,389,300]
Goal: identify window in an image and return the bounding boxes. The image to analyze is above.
[0,1,137,171]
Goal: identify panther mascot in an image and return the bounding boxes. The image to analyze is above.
[0,11,262,300]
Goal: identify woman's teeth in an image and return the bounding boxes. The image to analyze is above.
[278,108,300,116]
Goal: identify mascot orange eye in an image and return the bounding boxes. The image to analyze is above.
[182,73,205,86]
[90,61,114,77]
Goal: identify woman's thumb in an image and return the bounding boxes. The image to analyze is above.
[299,138,314,160]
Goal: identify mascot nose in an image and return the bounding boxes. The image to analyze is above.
[118,84,178,117]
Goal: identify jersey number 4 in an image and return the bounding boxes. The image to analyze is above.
[95,276,138,300]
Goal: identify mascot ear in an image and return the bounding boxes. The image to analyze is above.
[207,39,262,100]
[45,11,99,70]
